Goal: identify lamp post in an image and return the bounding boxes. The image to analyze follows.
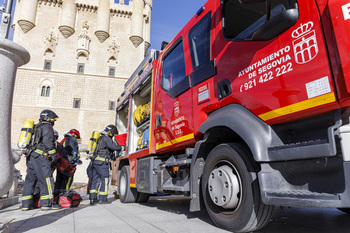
[0,0,30,198]
[0,0,13,39]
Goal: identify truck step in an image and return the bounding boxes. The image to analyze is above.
[267,139,335,161]
[263,190,341,208]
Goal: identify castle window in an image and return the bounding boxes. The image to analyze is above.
[109,67,115,77]
[114,0,129,5]
[109,100,116,111]
[77,63,85,73]
[73,98,81,109]
[44,60,52,70]
[41,86,50,97]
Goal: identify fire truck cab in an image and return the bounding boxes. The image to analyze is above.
[113,0,350,232]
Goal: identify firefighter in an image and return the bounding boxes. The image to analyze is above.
[54,129,81,195]
[21,109,61,211]
[89,125,123,205]
[53,130,59,141]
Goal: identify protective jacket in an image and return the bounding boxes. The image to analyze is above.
[89,131,122,202]
[93,132,121,165]
[61,133,80,164]
[32,121,57,160]
[54,133,79,195]
[22,121,56,209]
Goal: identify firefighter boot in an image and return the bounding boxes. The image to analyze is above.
[41,202,61,211]
[90,198,98,205]
[98,200,111,204]
[22,205,34,211]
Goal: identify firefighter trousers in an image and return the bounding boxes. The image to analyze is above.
[54,171,74,195]
[89,163,109,201]
[22,154,54,208]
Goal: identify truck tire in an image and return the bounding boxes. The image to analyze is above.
[136,192,150,203]
[338,208,350,214]
[118,165,138,203]
[201,143,274,232]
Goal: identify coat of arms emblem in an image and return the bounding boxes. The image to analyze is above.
[292,22,318,64]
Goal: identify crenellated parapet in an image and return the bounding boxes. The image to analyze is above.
[38,0,63,6]
[76,3,98,12]
[110,9,132,18]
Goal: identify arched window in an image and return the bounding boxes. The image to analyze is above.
[41,86,46,96]
[46,86,50,97]
[41,86,50,97]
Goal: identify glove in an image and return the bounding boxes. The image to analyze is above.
[69,152,79,165]
[51,154,58,165]
[121,145,125,152]
[72,156,80,165]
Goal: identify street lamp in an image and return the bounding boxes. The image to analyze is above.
[0,0,13,39]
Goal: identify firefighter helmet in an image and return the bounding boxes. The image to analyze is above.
[54,130,59,139]
[104,125,118,137]
[40,109,58,123]
[69,129,81,139]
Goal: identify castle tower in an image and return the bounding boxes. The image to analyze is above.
[95,0,110,43]
[10,0,152,146]
[17,0,38,33]
[144,0,152,53]
[59,0,77,39]
[130,0,144,48]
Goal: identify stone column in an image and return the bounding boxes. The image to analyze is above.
[0,39,30,197]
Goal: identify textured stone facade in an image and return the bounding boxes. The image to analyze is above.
[11,0,152,145]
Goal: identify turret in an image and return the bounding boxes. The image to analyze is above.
[129,0,144,48]
[144,0,152,54]
[95,0,110,43]
[17,0,38,33]
[59,0,77,39]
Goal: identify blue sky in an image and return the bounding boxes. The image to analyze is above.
[1,0,207,50]
[150,0,206,50]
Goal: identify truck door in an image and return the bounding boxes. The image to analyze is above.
[153,38,195,153]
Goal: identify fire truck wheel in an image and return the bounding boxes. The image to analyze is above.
[338,208,350,214]
[136,192,150,203]
[118,165,138,203]
[201,143,274,232]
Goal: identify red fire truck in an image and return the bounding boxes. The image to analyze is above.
[112,0,350,231]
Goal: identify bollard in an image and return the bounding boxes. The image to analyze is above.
[8,169,20,196]
[0,38,30,197]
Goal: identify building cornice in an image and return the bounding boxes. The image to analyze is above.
[17,67,129,80]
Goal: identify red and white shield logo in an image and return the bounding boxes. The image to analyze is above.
[292,22,318,64]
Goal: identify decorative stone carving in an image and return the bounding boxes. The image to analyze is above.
[76,21,91,59]
[107,37,120,63]
[44,28,58,56]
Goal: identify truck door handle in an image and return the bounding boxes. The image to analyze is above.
[156,115,162,128]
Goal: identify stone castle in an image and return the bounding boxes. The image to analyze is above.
[11,0,152,145]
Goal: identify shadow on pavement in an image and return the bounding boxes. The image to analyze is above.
[140,195,350,233]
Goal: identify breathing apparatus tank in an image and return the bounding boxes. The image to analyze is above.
[18,119,35,149]
[87,131,100,153]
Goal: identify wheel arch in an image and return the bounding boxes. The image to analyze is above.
[117,158,130,184]
[197,104,281,162]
